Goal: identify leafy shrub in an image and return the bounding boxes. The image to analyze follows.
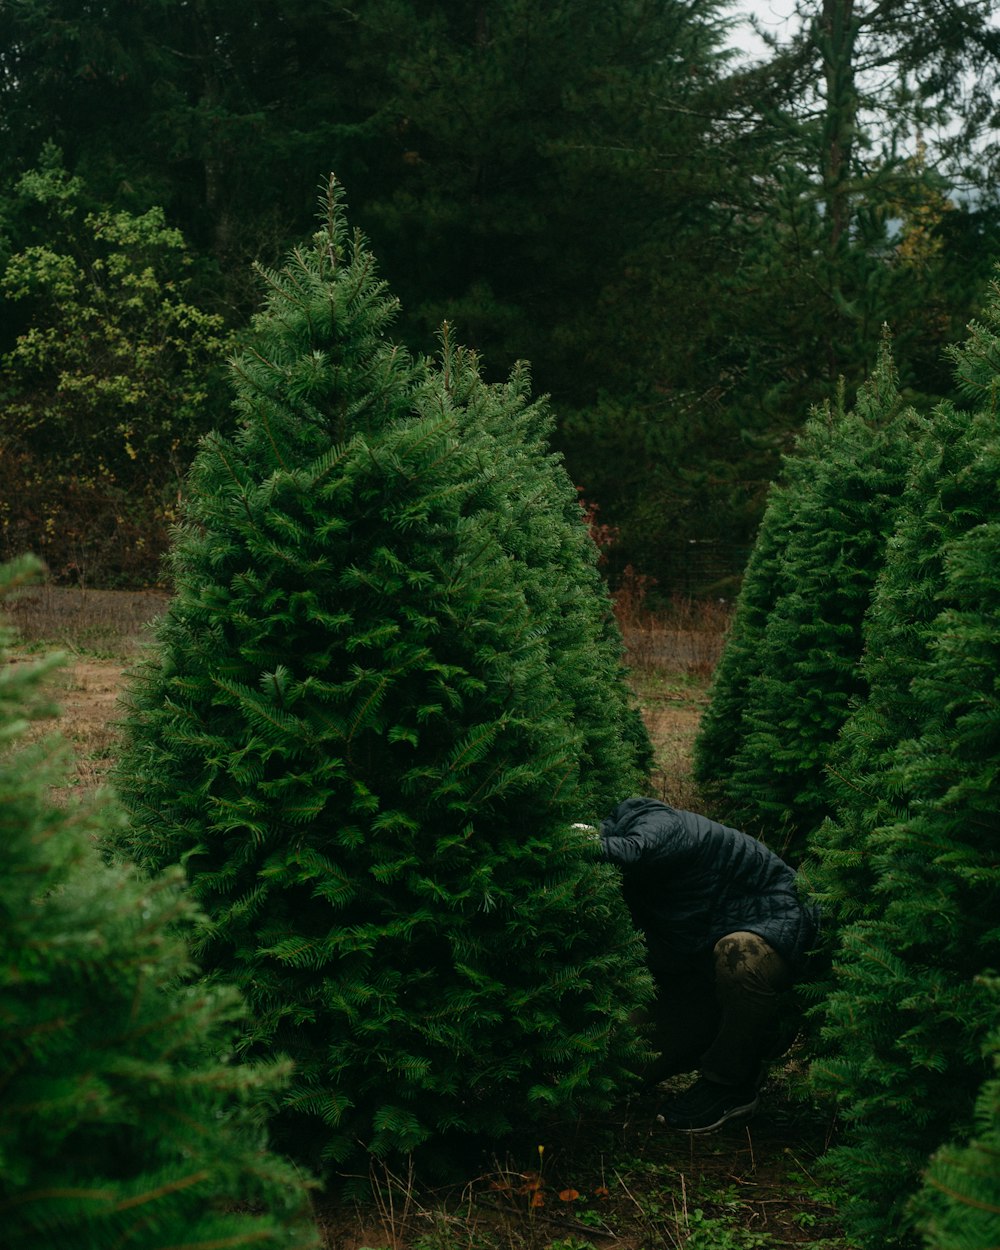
[0,146,232,584]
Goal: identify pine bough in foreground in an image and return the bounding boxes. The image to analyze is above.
[0,557,318,1250]
[108,178,653,1178]
[916,986,1000,1250]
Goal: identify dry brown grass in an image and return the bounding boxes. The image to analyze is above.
[617,592,732,679]
[6,583,169,657]
[617,594,731,812]
[7,586,727,808]
[6,586,168,790]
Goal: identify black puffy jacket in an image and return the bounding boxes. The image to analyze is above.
[600,797,820,973]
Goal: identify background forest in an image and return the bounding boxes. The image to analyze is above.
[3,0,1000,592]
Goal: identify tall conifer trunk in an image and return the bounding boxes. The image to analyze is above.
[819,0,860,378]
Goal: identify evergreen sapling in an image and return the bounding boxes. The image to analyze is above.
[804,396,970,923]
[418,323,652,807]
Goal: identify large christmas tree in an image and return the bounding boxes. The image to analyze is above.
[107,179,653,1178]
[806,288,1000,1246]
[0,556,318,1250]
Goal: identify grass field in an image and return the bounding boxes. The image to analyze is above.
[6,586,856,1250]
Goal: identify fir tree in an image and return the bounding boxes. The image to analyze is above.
[0,556,318,1250]
[803,396,970,923]
[692,477,795,812]
[422,326,653,805]
[695,342,916,860]
[807,287,1000,1246]
[107,179,653,1179]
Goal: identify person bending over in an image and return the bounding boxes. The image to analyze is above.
[599,796,820,1134]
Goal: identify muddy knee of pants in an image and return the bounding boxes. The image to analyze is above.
[698,931,793,1087]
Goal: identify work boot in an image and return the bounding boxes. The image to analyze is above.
[657,1075,760,1133]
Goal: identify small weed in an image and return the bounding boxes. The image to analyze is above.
[411,1216,494,1250]
[682,1209,772,1248]
[572,1208,606,1229]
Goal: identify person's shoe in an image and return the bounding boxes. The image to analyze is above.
[657,1076,760,1134]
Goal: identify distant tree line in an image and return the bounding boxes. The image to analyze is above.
[1,0,999,588]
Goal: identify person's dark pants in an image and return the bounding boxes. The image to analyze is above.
[638,931,795,1088]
